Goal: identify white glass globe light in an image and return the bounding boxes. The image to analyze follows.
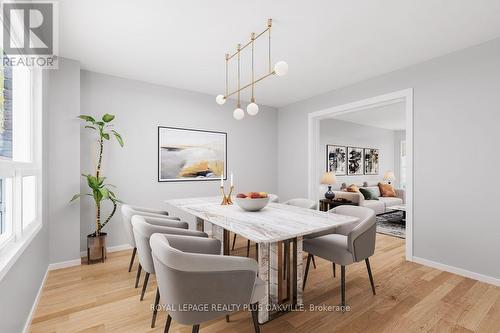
[216,95,226,105]
[233,108,245,120]
[274,61,289,76]
[247,102,259,116]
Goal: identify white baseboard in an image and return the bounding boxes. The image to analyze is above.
[22,267,48,333]
[79,243,133,257]
[412,256,500,287]
[48,258,82,271]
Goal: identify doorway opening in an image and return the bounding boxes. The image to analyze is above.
[307,89,414,260]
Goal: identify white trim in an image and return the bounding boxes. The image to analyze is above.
[48,258,81,271]
[307,88,414,260]
[0,222,41,282]
[107,243,133,253]
[413,256,500,287]
[49,244,134,270]
[79,243,133,257]
[22,267,48,333]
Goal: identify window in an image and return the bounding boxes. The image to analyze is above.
[0,59,42,256]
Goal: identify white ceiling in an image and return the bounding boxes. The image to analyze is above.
[331,102,406,131]
[59,0,500,107]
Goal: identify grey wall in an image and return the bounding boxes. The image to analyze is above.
[320,119,396,193]
[80,71,278,250]
[278,38,500,279]
[48,58,81,263]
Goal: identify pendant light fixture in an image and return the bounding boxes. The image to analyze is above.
[215,19,288,120]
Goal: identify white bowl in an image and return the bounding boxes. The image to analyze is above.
[234,197,270,212]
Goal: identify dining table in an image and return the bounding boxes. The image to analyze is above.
[164,196,359,324]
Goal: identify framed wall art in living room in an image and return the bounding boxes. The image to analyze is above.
[347,146,364,175]
[364,148,379,175]
[158,126,227,182]
[326,145,347,176]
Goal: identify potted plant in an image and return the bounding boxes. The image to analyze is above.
[71,113,124,264]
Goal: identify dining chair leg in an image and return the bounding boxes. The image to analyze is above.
[251,302,260,333]
[340,266,346,308]
[303,253,312,290]
[128,247,137,272]
[231,233,237,251]
[151,287,160,328]
[365,258,376,295]
[332,262,336,278]
[140,272,150,301]
[135,264,142,288]
[246,239,251,257]
[255,243,258,260]
[192,324,200,333]
[312,255,316,269]
[164,314,172,333]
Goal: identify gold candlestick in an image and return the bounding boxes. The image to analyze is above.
[220,185,234,205]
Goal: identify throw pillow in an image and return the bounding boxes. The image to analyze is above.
[346,184,359,193]
[378,183,396,197]
[359,187,379,200]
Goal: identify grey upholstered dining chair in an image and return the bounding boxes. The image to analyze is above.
[283,198,317,210]
[132,215,208,328]
[231,193,279,256]
[268,193,279,203]
[303,205,377,307]
[150,233,265,333]
[121,204,180,273]
[281,197,320,275]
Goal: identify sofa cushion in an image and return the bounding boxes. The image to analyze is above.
[359,188,379,200]
[365,186,381,197]
[346,184,360,193]
[363,200,385,215]
[378,183,397,197]
[379,197,403,208]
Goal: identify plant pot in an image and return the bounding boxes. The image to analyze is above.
[87,232,107,264]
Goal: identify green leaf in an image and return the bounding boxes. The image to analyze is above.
[70,193,91,202]
[85,125,97,131]
[78,115,95,123]
[102,133,110,140]
[99,188,110,199]
[102,114,115,123]
[112,130,124,147]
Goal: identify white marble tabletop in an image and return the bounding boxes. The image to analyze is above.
[165,196,359,243]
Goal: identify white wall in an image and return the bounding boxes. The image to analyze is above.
[319,119,396,193]
[393,130,406,189]
[278,38,500,280]
[48,58,81,263]
[80,71,278,250]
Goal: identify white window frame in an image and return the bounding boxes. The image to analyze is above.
[0,66,43,282]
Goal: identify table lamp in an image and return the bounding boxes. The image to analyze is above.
[383,171,395,185]
[320,172,337,199]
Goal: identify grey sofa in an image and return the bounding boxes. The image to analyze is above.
[333,185,405,215]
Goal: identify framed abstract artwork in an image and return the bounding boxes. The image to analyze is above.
[326,145,347,176]
[347,147,364,175]
[364,148,379,175]
[158,126,227,182]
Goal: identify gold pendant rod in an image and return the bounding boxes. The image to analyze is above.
[224,70,275,99]
[226,19,272,61]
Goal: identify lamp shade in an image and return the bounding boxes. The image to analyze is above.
[383,171,395,181]
[320,172,337,185]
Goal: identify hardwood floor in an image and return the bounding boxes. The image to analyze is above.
[30,234,500,333]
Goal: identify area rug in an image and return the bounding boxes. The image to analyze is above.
[376,211,405,239]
